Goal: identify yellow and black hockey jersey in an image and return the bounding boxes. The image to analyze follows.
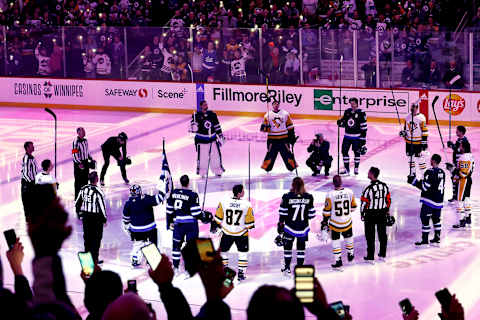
[261,109,294,140]
[323,188,357,232]
[458,153,475,179]
[215,197,254,236]
[403,112,428,145]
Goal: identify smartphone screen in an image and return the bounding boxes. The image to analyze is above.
[435,288,452,309]
[141,243,162,270]
[127,279,137,292]
[196,238,214,263]
[78,252,95,276]
[399,298,413,315]
[294,265,315,304]
[223,267,237,287]
[329,301,346,319]
[4,229,17,250]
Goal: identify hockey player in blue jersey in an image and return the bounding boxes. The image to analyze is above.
[166,174,212,273]
[408,153,445,246]
[122,183,165,267]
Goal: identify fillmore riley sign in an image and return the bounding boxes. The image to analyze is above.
[212,87,303,107]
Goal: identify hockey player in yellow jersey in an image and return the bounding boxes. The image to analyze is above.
[400,104,428,177]
[260,101,298,172]
[215,184,254,281]
[323,175,358,270]
[452,140,475,229]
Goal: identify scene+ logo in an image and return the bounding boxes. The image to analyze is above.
[442,94,465,116]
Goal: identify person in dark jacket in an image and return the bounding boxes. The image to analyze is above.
[99,132,129,186]
[442,60,464,89]
[306,133,333,176]
[401,59,415,87]
[424,60,441,87]
[123,184,165,267]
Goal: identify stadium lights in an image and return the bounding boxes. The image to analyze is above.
[99,13,103,18]
[78,35,83,41]
[238,8,242,12]
[276,24,280,29]
[52,38,56,43]
[96,26,101,31]
[140,55,145,59]
[162,32,167,37]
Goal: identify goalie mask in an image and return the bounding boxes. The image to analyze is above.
[130,184,142,197]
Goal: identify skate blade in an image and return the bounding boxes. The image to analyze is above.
[331,267,344,272]
[429,243,441,247]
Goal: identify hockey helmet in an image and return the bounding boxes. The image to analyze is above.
[130,184,142,197]
[360,145,368,155]
[386,215,396,227]
[118,132,128,141]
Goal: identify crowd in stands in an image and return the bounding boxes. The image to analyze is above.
[0,184,467,320]
[0,0,475,87]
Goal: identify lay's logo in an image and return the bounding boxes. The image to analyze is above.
[442,94,465,116]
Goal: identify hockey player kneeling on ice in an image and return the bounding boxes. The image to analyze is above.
[337,97,367,176]
[214,184,254,281]
[451,140,475,229]
[400,103,428,177]
[306,133,332,177]
[190,101,225,177]
[122,184,165,267]
[166,175,212,274]
[277,177,315,275]
[408,154,445,246]
[260,101,298,172]
[323,175,357,269]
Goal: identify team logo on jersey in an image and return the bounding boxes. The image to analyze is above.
[442,94,465,116]
[43,81,53,98]
[272,116,283,128]
[347,118,355,127]
[204,120,212,129]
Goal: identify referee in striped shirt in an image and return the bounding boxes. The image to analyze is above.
[75,171,107,263]
[21,141,38,222]
[360,167,391,262]
[73,127,93,199]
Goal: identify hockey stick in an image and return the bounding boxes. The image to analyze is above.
[44,108,57,178]
[290,142,299,177]
[409,105,415,177]
[201,128,213,213]
[431,96,449,163]
[248,142,251,202]
[387,66,402,128]
[446,75,461,141]
[337,55,343,174]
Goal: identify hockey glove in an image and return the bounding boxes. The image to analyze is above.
[360,144,368,156]
[260,124,271,132]
[399,130,407,138]
[277,221,285,234]
[274,234,284,247]
[386,214,396,227]
[88,159,97,169]
[317,229,329,243]
[210,220,221,234]
[122,223,131,236]
[447,141,454,149]
[407,175,416,184]
[336,119,345,127]
[190,122,199,133]
[199,210,213,224]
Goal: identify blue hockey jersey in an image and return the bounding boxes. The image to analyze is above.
[122,192,164,232]
[411,167,445,209]
[166,188,201,224]
[338,108,368,140]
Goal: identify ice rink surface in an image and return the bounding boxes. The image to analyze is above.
[0,106,479,319]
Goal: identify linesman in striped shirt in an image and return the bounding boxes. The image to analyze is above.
[360,167,391,263]
[21,141,38,222]
[73,127,94,199]
[75,171,107,263]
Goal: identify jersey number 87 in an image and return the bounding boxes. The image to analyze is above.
[226,209,242,226]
